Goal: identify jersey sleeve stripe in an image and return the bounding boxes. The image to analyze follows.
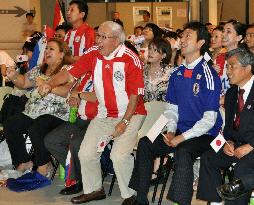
[124,49,142,69]
[203,62,214,90]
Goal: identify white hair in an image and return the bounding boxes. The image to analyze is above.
[99,21,126,43]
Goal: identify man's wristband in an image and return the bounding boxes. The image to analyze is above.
[121,118,130,126]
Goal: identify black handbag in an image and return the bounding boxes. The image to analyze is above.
[0,94,28,123]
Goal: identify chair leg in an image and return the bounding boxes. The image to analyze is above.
[152,156,165,203]
[108,174,116,196]
[50,156,59,181]
[158,157,174,205]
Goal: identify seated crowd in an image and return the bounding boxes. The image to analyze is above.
[1,1,254,205]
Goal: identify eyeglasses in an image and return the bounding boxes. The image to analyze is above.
[96,33,115,41]
[246,33,254,38]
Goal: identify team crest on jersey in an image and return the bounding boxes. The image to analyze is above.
[75,36,81,42]
[193,83,200,95]
[114,71,124,81]
[196,74,202,80]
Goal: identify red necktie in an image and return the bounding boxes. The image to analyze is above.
[233,89,245,130]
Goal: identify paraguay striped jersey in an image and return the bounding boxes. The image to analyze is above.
[67,44,146,118]
[64,22,95,57]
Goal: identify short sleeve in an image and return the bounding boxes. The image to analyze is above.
[67,47,95,79]
[126,60,144,96]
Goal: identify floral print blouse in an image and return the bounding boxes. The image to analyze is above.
[143,64,174,103]
[22,66,69,121]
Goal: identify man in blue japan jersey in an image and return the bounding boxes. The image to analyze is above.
[128,21,222,205]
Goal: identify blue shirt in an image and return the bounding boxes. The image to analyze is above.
[166,57,222,137]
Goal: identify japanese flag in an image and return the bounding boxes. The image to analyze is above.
[210,132,226,153]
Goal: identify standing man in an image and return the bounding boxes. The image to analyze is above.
[128,21,222,205]
[65,0,95,62]
[197,47,254,205]
[136,10,153,28]
[47,0,95,195]
[22,13,38,40]
[245,24,254,54]
[39,21,146,205]
[112,11,124,27]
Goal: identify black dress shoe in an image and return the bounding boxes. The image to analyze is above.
[60,182,83,195]
[71,188,106,204]
[121,196,149,205]
[217,179,249,200]
[121,195,136,205]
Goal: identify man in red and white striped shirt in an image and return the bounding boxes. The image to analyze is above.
[44,71,98,196]
[64,0,94,62]
[39,21,146,205]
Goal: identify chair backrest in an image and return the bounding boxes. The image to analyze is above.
[138,101,167,140]
[0,86,13,110]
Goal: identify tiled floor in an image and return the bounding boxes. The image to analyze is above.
[0,173,207,205]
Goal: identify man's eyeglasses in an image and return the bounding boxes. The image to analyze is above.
[96,33,115,41]
[246,33,254,38]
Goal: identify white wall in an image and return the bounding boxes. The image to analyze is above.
[0,0,41,58]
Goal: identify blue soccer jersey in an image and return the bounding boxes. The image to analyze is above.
[166,57,222,137]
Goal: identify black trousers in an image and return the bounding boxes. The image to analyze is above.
[129,134,213,205]
[129,135,174,203]
[44,118,90,182]
[196,148,254,205]
[4,113,64,166]
[167,134,213,205]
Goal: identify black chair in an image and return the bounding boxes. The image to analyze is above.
[101,140,116,196]
[152,154,175,205]
[101,140,136,196]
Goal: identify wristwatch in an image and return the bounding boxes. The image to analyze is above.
[121,118,130,126]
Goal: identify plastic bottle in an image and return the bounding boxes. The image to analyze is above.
[59,164,65,180]
[69,107,78,123]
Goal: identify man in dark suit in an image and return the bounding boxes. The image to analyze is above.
[197,47,254,205]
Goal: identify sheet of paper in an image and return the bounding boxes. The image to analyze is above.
[146,114,169,143]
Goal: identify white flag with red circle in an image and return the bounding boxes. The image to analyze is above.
[210,132,226,153]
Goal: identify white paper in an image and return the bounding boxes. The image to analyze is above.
[210,132,226,153]
[146,114,169,143]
